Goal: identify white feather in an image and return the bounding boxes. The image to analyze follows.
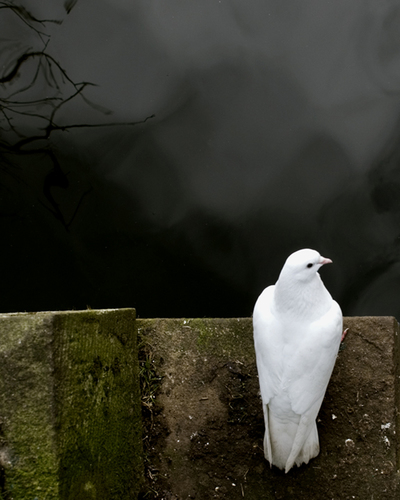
[253,248,342,472]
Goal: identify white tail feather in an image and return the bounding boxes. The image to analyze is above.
[284,414,319,473]
[263,405,272,466]
[264,406,320,472]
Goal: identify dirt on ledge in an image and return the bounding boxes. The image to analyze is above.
[138,317,400,500]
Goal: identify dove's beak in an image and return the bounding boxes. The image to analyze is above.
[320,257,332,265]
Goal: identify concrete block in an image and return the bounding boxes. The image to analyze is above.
[0,309,143,500]
[138,317,400,499]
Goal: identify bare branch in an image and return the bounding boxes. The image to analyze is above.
[0,2,155,230]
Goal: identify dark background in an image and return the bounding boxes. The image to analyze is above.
[2,0,400,318]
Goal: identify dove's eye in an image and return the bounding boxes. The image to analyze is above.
[307,263,313,268]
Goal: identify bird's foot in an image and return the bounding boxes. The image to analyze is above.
[341,328,349,342]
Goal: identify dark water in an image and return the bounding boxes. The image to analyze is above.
[2,1,400,318]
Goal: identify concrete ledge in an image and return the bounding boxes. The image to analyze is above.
[0,309,143,500]
[138,317,400,499]
[1,313,399,499]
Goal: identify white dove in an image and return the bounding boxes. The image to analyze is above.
[253,248,343,473]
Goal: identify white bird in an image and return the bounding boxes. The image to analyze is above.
[253,248,343,473]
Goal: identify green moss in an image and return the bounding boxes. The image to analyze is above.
[0,313,58,499]
[0,309,144,500]
[193,319,214,350]
[192,318,255,360]
[135,318,254,362]
[52,309,143,500]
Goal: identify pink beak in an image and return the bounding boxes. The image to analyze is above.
[320,257,332,265]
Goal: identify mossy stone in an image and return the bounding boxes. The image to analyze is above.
[0,309,143,500]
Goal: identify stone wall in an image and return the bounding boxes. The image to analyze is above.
[0,312,399,499]
[138,317,400,499]
[0,309,143,500]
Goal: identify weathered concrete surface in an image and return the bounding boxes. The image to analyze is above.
[138,317,400,499]
[1,313,399,499]
[0,309,143,500]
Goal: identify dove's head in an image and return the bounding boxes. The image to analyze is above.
[281,248,332,283]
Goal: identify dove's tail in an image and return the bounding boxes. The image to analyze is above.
[264,405,320,472]
[284,415,319,472]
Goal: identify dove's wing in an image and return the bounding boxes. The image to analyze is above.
[280,300,342,472]
[253,287,342,411]
[253,285,285,406]
[284,300,342,416]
